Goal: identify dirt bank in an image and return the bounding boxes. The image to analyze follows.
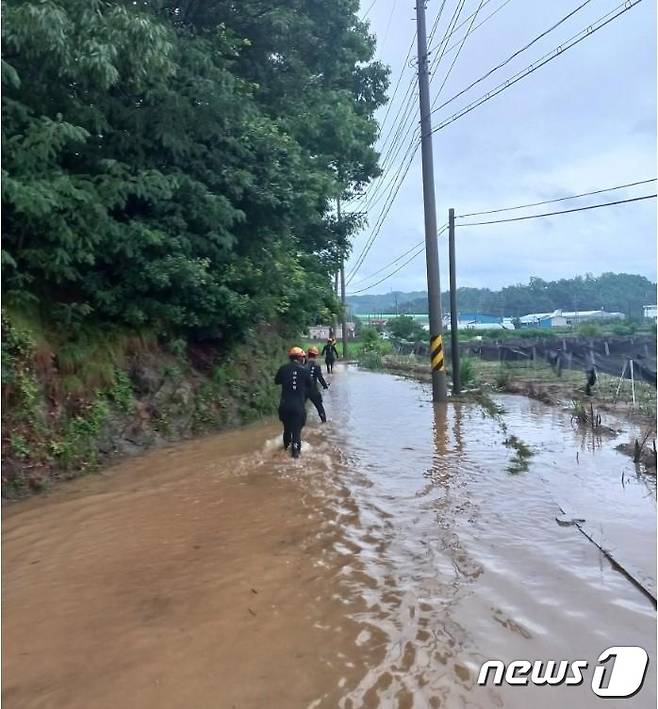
[2,311,291,499]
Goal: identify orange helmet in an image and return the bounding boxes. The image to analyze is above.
[288,346,305,359]
[307,346,319,357]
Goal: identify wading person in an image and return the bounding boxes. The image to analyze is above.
[305,346,329,422]
[321,338,339,374]
[274,346,313,458]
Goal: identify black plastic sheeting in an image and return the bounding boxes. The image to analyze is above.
[398,336,657,386]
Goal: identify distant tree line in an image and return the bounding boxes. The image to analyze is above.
[2,0,388,345]
[348,273,656,320]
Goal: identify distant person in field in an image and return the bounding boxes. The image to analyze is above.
[305,346,329,422]
[322,338,339,373]
[585,366,597,396]
[274,347,314,458]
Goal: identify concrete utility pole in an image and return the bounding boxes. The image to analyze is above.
[415,0,447,402]
[448,208,460,394]
[337,196,348,359]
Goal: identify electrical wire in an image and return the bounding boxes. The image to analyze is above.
[440,0,514,57]
[355,0,506,211]
[427,0,503,53]
[375,35,416,143]
[431,0,644,133]
[380,0,399,47]
[354,0,449,209]
[432,0,486,104]
[432,0,595,115]
[348,245,425,295]
[351,221,449,286]
[346,139,421,283]
[348,0,505,281]
[458,194,656,226]
[348,193,655,294]
[457,178,657,218]
[361,0,377,20]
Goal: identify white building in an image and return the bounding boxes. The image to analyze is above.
[307,323,355,340]
[643,305,657,322]
[519,308,624,329]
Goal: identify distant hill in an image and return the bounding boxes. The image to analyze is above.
[346,291,427,315]
[347,273,657,320]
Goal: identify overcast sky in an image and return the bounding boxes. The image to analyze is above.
[345,0,657,295]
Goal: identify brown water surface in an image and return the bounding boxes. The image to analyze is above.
[3,365,656,708]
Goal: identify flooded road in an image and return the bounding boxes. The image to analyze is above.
[3,365,656,708]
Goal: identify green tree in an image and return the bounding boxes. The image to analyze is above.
[2,0,388,344]
[388,316,425,341]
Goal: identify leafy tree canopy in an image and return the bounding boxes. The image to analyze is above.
[2,0,388,343]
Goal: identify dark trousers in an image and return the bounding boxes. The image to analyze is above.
[325,359,334,373]
[308,390,326,422]
[279,405,306,452]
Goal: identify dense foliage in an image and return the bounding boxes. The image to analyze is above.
[348,273,657,319]
[2,0,388,343]
[387,315,426,341]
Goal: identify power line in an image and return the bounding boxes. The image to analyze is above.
[351,240,423,285]
[428,0,502,53]
[380,0,398,47]
[348,245,425,295]
[354,0,449,209]
[356,0,504,212]
[432,0,486,103]
[428,0,467,78]
[351,222,449,286]
[347,139,420,284]
[348,0,515,280]
[431,0,644,133]
[348,194,655,294]
[375,36,416,143]
[432,0,596,115]
[440,0,514,57]
[457,178,658,218]
[348,0,471,265]
[459,194,656,226]
[361,0,377,20]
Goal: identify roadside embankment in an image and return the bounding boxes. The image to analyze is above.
[2,310,290,499]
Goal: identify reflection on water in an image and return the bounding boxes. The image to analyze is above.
[3,365,656,709]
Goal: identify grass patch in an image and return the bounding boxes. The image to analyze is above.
[459,356,477,388]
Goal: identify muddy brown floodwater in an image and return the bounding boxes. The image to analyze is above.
[3,365,656,708]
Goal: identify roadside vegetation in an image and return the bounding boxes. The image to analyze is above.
[1,0,389,496]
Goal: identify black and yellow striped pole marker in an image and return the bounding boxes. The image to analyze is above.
[430,334,445,373]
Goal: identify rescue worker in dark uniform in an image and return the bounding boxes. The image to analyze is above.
[274,346,314,458]
[321,338,339,374]
[305,346,329,423]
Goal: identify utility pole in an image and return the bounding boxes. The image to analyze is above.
[337,196,348,359]
[416,0,447,402]
[448,208,460,394]
[331,271,339,340]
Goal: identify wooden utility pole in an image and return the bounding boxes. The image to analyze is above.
[337,196,348,358]
[448,208,460,394]
[416,0,447,402]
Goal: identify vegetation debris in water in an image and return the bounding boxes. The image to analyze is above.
[503,434,534,474]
